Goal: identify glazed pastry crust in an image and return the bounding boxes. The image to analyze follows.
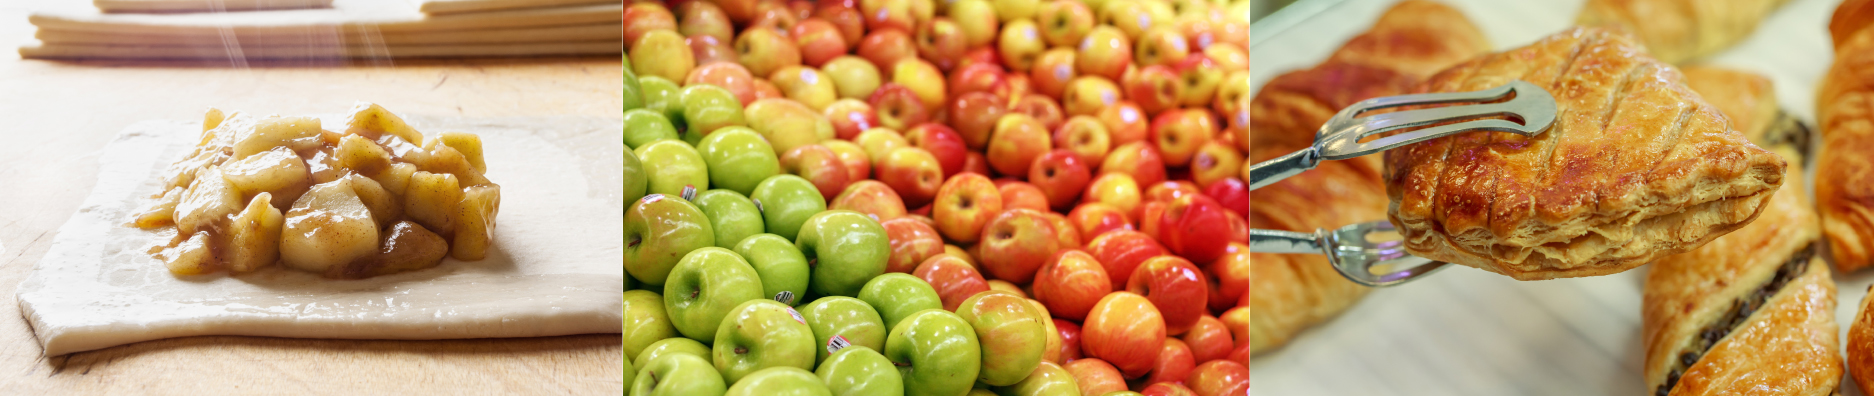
[1384,27,1786,280]
[1851,284,1874,396]
[1815,25,1874,273]
[1576,0,1791,64]
[1642,161,1839,395]
[1680,67,1778,145]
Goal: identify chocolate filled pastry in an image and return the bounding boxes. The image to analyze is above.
[1576,0,1792,64]
[1383,27,1787,281]
[1813,0,1874,273]
[1643,158,1839,396]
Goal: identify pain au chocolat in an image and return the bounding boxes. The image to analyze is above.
[1383,27,1787,281]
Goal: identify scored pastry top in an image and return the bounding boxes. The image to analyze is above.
[1384,27,1787,280]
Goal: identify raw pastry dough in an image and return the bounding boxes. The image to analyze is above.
[15,115,625,356]
[1576,0,1792,64]
[1385,27,1786,280]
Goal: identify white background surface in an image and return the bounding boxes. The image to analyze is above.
[1248,0,1870,394]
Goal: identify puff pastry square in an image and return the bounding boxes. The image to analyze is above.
[1384,27,1787,280]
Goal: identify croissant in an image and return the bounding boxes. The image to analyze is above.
[1576,0,1792,64]
[1814,2,1874,273]
[1384,27,1787,280]
[1247,160,1387,354]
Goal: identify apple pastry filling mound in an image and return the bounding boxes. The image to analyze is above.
[131,102,501,279]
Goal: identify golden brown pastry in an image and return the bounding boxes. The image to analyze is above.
[1851,288,1874,395]
[1682,66,1811,158]
[1576,0,1791,64]
[1814,3,1874,273]
[1385,27,1787,281]
[1642,154,1838,396]
[1247,0,1488,354]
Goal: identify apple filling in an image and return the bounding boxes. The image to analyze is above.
[132,102,501,279]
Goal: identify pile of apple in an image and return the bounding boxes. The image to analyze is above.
[621,0,1249,395]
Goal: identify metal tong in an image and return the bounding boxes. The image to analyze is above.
[1248,80,1558,286]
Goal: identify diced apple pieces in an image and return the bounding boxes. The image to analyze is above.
[342,102,424,144]
[232,116,322,160]
[164,231,218,276]
[370,162,417,199]
[203,107,226,132]
[452,184,500,260]
[336,134,393,176]
[174,166,242,236]
[404,171,462,238]
[335,221,449,279]
[421,138,489,186]
[376,134,431,166]
[437,132,486,173]
[305,148,344,185]
[343,174,403,230]
[221,147,312,210]
[132,186,186,229]
[279,181,380,274]
[225,192,284,273]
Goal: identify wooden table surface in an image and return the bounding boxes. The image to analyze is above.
[0,4,625,394]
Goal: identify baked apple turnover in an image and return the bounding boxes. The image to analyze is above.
[1384,27,1787,280]
[131,103,501,279]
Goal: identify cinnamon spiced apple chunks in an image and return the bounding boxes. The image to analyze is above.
[134,102,501,278]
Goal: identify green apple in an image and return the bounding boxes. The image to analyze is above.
[713,299,818,383]
[665,247,765,341]
[857,273,943,331]
[624,290,678,362]
[634,337,711,369]
[624,355,637,395]
[623,53,644,111]
[992,362,1078,396]
[884,309,982,396]
[693,189,766,249]
[816,346,905,396]
[640,76,683,119]
[625,194,715,286]
[956,291,1046,386]
[631,353,727,396]
[734,234,812,306]
[750,174,828,240]
[797,296,888,366]
[799,210,891,297]
[623,145,648,210]
[624,108,681,149]
[725,367,833,396]
[681,84,748,141]
[697,126,782,195]
[634,139,710,197]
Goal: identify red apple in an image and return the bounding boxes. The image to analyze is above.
[998,19,1047,72]
[1138,200,1167,241]
[1203,177,1246,218]
[1141,383,1199,396]
[913,254,991,311]
[791,18,850,67]
[1054,318,1083,361]
[994,73,1034,104]
[1143,180,1203,205]
[1208,243,1247,310]
[1174,55,1227,107]
[1186,360,1247,396]
[890,58,949,111]
[1098,101,1151,146]
[931,173,1003,243]
[1054,115,1113,165]
[734,27,803,78]
[1030,48,1078,99]
[882,217,946,274]
[1029,149,1090,209]
[1144,338,1197,386]
[1135,26,1191,67]
[823,98,880,140]
[1158,193,1232,264]
[623,2,678,49]
[904,123,968,177]
[749,2,802,33]
[1068,202,1132,240]
[683,61,758,105]
[962,151,992,176]
[948,62,1006,98]
[1184,315,1234,364]
[857,28,917,72]
[1103,141,1168,187]
[1191,142,1243,188]
[1083,292,1166,378]
[1044,211,1082,249]
[1126,64,1184,116]
[875,147,944,208]
[1150,108,1218,167]
[1225,344,1248,367]
[914,18,969,71]
[780,144,853,200]
[1204,42,1249,72]
[1062,76,1122,117]
[1036,0,1095,47]
[1087,229,1163,290]
[713,0,763,24]
[822,140,873,182]
[866,83,929,131]
[1032,249,1110,320]
[997,180,1050,212]
[830,179,908,222]
[987,114,1053,177]
[812,1,866,45]
[687,34,740,66]
[977,208,1064,284]
[676,1,734,43]
[1076,26,1132,81]
[1010,94,1066,132]
[1063,358,1129,396]
[988,279,1026,298]
[1128,256,1209,335]
[948,92,1008,150]
[750,78,784,101]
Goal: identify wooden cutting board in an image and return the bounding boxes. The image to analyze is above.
[0,8,625,393]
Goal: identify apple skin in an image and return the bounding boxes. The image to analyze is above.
[858,28,918,73]
[677,1,735,43]
[1134,26,1190,67]
[1098,0,1162,39]
[752,79,786,101]
[1067,202,1132,240]
[713,299,818,383]
[626,194,716,286]
[947,92,1009,150]
[997,181,1051,213]
[623,146,649,211]
[867,83,930,131]
[698,127,782,196]
[882,217,946,274]
[1173,55,1226,108]
[823,140,875,183]
[665,247,765,341]
[1027,299,1063,365]
[947,62,1007,98]
[1036,0,1095,47]
[1207,243,1248,311]
[723,367,832,396]
[634,336,712,370]
[859,0,916,32]
[1029,48,1078,100]
[997,19,1046,72]
[689,34,743,67]
[931,173,1004,243]
[1190,143,1243,189]
[949,0,1000,48]
[912,255,991,311]
[1082,292,1167,378]
[1083,173,1142,221]
[1029,149,1091,210]
[824,56,885,101]
[770,66,841,112]
[735,27,804,79]
[685,61,758,106]
[1203,42,1249,72]
[1054,319,1083,361]
[694,189,768,250]
[1087,229,1163,288]
[988,279,1026,298]
[955,290,1048,386]
[1062,76,1121,118]
[1140,383,1197,396]
[858,273,945,331]
[631,353,728,396]
[1126,256,1210,336]
[816,346,906,396]
[798,296,890,366]
[855,128,910,166]
[914,18,968,71]
[831,180,909,222]
[624,355,637,395]
[903,123,969,177]
[623,108,681,150]
[624,290,679,362]
[1009,94,1066,132]
[1184,315,1235,364]
[1157,194,1232,264]
[680,84,750,140]
[1142,338,1196,387]
[745,98,837,156]
[875,148,945,208]
[1102,142,1168,188]
[640,75,683,118]
[1125,65,1184,116]
[781,144,854,201]
[624,52,646,111]
[1213,71,1249,122]
[798,210,893,297]
[890,58,950,113]
[1149,109,1217,167]
[883,309,983,396]
[987,114,1053,177]
[1032,249,1111,321]
[1076,26,1132,81]
[633,30,698,84]
[1185,360,1247,396]
[813,3,867,45]
[751,174,829,241]
[1062,358,1129,396]
[962,151,993,177]
[734,233,814,307]
[1096,102,1151,147]
[792,18,850,67]
[825,99,882,140]
[977,208,1064,284]
[1043,212,1082,249]
[993,361,1077,396]
[623,2,678,49]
